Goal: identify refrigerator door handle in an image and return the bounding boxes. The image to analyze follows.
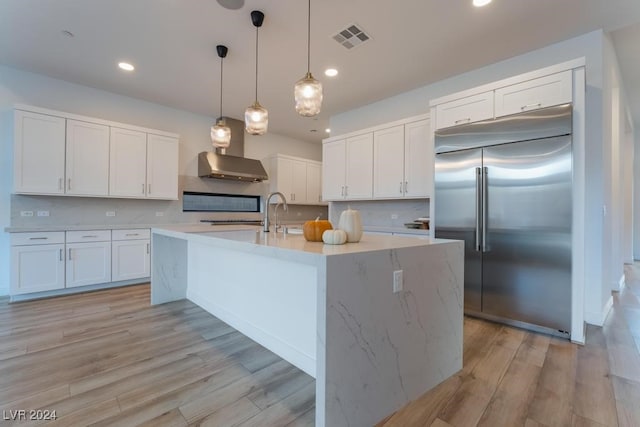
[475,167,482,251]
[482,166,488,252]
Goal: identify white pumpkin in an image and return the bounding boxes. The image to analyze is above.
[338,206,363,243]
[322,229,347,245]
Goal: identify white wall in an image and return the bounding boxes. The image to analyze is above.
[635,132,640,260]
[330,30,615,326]
[0,64,322,295]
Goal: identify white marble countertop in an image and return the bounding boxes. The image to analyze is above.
[152,223,447,261]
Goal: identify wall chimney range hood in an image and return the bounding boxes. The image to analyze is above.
[198,117,268,182]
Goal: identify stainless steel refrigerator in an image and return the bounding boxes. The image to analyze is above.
[434,104,572,337]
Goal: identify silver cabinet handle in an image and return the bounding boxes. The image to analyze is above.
[82,235,98,238]
[29,237,48,240]
[345,186,348,197]
[142,184,145,194]
[454,118,471,124]
[148,184,151,194]
[68,248,72,260]
[521,102,542,111]
[125,233,139,236]
[482,166,488,252]
[59,248,63,261]
[146,243,150,254]
[399,182,403,193]
[68,178,71,190]
[341,186,344,197]
[475,167,482,252]
[58,178,63,190]
[404,181,408,193]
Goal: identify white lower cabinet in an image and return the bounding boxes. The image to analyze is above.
[11,238,65,295]
[112,229,151,282]
[10,228,150,297]
[65,230,112,288]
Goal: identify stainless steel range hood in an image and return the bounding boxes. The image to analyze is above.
[198,117,268,182]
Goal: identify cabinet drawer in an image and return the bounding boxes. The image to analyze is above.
[112,228,151,241]
[66,230,111,243]
[495,70,572,117]
[11,232,65,246]
[435,91,494,129]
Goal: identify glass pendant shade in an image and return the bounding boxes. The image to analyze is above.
[294,72,323,116]
[211,119,231,148]
[245,102,268,135]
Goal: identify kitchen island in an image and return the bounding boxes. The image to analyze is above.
[151,224,463,427]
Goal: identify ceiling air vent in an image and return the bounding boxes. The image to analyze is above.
[332,24,371,49]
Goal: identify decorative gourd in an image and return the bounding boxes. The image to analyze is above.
[338,206,363,243]
[303,217,333,242]
[322,229,347,245]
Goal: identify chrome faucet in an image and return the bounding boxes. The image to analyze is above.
[263,192,288,232]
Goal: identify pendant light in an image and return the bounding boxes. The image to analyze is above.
[211,45,231,149]
[294,0,322,117]
[245,10,268,135]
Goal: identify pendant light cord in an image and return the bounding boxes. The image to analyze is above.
[219,56,224,118]
[255,25,259,102]
[306,0,311,73]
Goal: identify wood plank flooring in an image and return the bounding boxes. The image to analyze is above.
[3,262,640,426]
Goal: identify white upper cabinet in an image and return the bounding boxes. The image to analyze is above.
[373,125,405,198]
[435,91,493,130]
[345,133,374,199]
[65,120,110,196]
[322,140,347,201]
[110,127,147,198]
[494,70,573,117]
[13,110,66,194]
[373,120,432,199]
[146,134,179,200]
[404,119,432,198]
[306,162,322,205]
[266,154,323,205]
[13,106,180,200]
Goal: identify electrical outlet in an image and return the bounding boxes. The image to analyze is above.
[393,270,403,293]
[20,211,34,217]
[37,211,49,217]
[155,212,164,217]
[106,211,116,217]
[391,214,399,220]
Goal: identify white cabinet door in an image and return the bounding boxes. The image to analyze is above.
[435,91,494,129]
[66,241,112,288]
[65,119,110,196]
[112,240,150,281]
[373,125,405,198]
[147,134,179,200]
[306,162,322,205]
[345,133,373,199]
[291,160,307,203]
[13,110,66,194]
[322,139,347,201]
[270,156,294,204]
[110,127,147,197]
[10,244,65,294]
[404,119,432,198]
[494,70,573,117]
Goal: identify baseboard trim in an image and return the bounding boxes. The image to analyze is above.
[585,295,614,326]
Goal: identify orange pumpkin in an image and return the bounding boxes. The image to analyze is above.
[303,218,333,242]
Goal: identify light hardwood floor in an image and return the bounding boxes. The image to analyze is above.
[3,263,640,426]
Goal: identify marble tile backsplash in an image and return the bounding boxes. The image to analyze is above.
[329,199,429,228]
[10,175,328,228]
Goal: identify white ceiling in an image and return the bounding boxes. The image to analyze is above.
[2,0,640,143]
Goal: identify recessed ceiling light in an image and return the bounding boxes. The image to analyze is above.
[118,62,135,71]
[325,128,331,133]
[324,68,338,77]
[473,0,492,7]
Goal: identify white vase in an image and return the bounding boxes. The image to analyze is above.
[338,207,363,243]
